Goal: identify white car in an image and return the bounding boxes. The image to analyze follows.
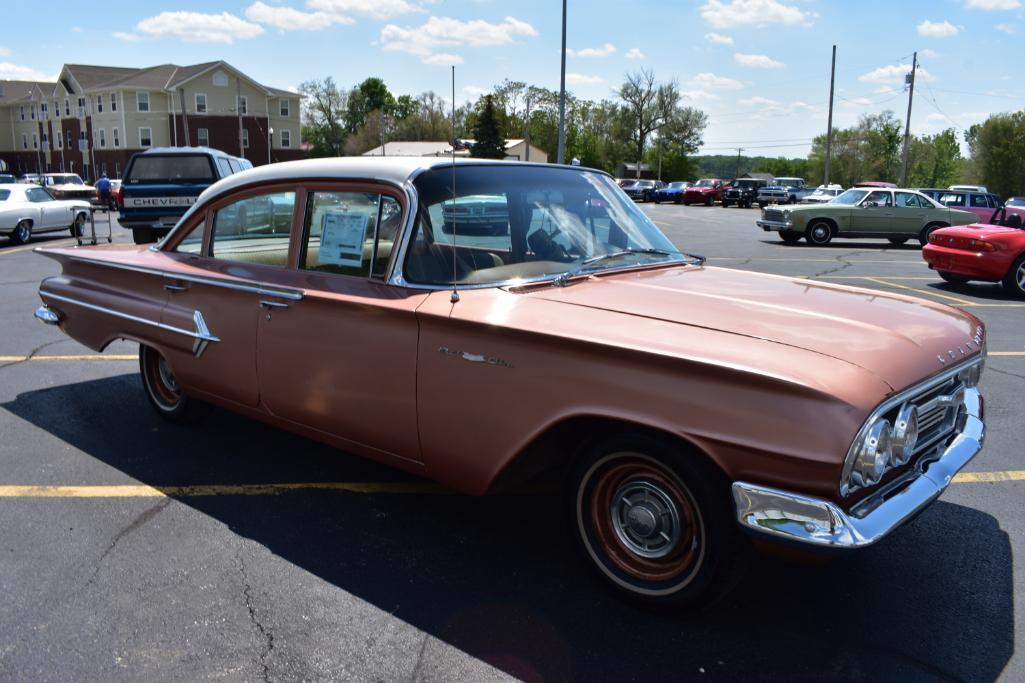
[0,183,90,244]
[800,184,845,204]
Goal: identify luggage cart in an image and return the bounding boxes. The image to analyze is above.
[77,204,113,246]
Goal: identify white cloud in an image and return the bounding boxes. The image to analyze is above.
[0,62,49,80]
[306,0,426,21]
[567,42,615,58]
[566,73,604,85]
[688,72,744,90]
[734,52,784,68]
[625,47,646,59]
[0,48,10,57]
[995,22,1016,32]
[917,20,960,37]
[858,63,937,84]
[112,32,142,42]
[71,27,82,33]
[287,85,300,94]
[965,0,1021,9]
[423,52,463,65]
[136,11,265,43]
[680,90,720,101]
[920,48,939,58]
[244,2,351,30]
[462,85,488,98]
[379,15,537,64]
[926,113,948,123]
[840,97,873,107]
[699,0,814,28]
[738,96,780,106]
[704,32,734,45]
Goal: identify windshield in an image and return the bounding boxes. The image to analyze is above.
[45,174,83,185]
[127,155,215,183]
[1008,198,1025,207]
[668,182,686,189]
[832,189,870,206]
[406,165,683,286]
[775,178,801,186]
[695,179,715,187]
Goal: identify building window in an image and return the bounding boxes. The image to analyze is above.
[280,99,290,116]
[78,97,86,117]
[111,93,117,112]
[96,95,103,113]
[32,133,38,149]
[139,127,152,147]
[113,127,120,148]
[22,134,27,150]
[54,101,60,118]
[19,106,25,121]
[237,95,247,115]
[41,102,48,119]
[98,129,106,148]
[197,128,209,146]
[137,92,150,113]
[241,128,249,148]
[212,70,229,87]
[280,130,291,148]
[56,131,63,148]
[79,131,87,150]
[195,93,207,114]
[30,104,36,120]
[41,133,48,147]
[65,99,70,116]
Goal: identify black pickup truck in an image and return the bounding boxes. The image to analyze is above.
[722,178,769,208]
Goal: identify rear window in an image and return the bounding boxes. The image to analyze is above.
[126,155,215,183]
[0,190,9,201]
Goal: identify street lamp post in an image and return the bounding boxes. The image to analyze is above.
[268,127,273,165]
[556,0,567,164]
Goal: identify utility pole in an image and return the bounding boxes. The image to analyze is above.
[824,44,836,186]
[524,91,532,162]
[556,0,567,164]
[734,147,744,178]
[237,76,245,158]
[899,51,917,187]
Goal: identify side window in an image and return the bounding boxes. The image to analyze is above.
[864,191,891,206]
[227,159,242,174]
[895,192,922,208]
[210,192,296,266]
[27,188,52,203]
[970,193,989,208]
[173,220,205,255]
[940,193,965,207]
[216,158,232,176]
[301,191,387,278]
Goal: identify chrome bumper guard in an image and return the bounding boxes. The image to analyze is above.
[756,219,792,232]
[732,388,984,548]
[34,305,60,325]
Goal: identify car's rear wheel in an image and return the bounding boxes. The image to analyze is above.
[938,271,970,285]
[69,212,87,237]
[919,222,948,247]
[779,230,802,245]
[139,345,200,422]
[705,196,713,207]
[887,237,907,246]
[133,228,155,245]
[805,220,833,246]
[569,434,743,608]
[1003,254,1025,299]
[11,220,32,245]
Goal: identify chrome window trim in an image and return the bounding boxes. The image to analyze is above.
[39,291,220,357]
[43,251,305,302]
[839,353,984,497]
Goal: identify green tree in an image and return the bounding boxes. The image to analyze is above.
[470,95,506,159]
[346,77,396,133]
[299,77,348,158]
[964,111,1025,197]
[617,69,681,176]
[907,128,961,188]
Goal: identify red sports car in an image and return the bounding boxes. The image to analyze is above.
[922,206,1025,298]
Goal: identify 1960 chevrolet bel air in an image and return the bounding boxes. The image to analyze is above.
[34,158,986,607]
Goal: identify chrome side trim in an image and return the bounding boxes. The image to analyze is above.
[34,305,60,325]
[733,387,984,548]
[58,253,305,301]
[39,291,221,357]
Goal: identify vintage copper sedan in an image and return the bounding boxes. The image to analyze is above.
[34,158,986,607]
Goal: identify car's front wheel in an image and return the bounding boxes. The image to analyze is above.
[139,345,202,423]
[569,434,743,608]
[919,222,948,247]
[10,220,32,245]
[779,230,802,245]
[1003,254,1025,299]
[805,220,834,246]
[69,212,87,237]
[887,237,908,246]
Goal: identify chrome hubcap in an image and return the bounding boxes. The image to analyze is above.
[16,223,29,240]
[158,357,178,393]
[813,226,828,241]
[1017,263,1025,291]
[610,481,681,559]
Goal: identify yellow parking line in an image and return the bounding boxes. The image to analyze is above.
[816,276,936,280]
[0,482,450,497]
[953,471,1025,483]
[990,352,1025,356]
[0,354,138,362]
[859,276,977,305]
[710,257,926,264]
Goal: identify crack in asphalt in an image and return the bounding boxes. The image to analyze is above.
[0,339,69,371]
[409,634,430,682]
[809,249,874,279]
[987,366,1025,383]
[235,541,275,682]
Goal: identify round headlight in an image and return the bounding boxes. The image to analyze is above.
[782,209,791,219]
[890,404,919,466]
[854,419,892,486]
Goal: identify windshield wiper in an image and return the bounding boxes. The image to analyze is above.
[552,248,703,287]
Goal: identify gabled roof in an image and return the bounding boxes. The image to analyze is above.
[63,64,140,90]
[0,80,53,105]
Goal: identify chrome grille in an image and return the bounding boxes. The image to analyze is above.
[763,208,785,222]
[909,376,962,454]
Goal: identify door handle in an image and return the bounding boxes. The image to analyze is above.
[164,283,188,292]
[259,300,290,309]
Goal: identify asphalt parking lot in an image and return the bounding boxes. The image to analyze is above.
[1,207,1022,681]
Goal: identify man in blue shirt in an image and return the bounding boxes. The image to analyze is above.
[95,173,113,211]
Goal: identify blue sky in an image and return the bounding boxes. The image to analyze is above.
[2,0,1023,156]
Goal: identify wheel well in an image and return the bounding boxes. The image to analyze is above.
[807,217,837,234]
[487,416,728,494]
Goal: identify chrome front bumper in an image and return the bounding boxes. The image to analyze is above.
[732,388,984,548]
[756,219,792,232]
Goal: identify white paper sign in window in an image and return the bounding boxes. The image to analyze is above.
[319,211,369,268]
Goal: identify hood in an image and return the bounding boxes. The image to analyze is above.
[526,265,982,391]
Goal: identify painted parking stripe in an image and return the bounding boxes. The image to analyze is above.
[0,482,450,497]
[952,471,1025,483]
[859,276,978,305]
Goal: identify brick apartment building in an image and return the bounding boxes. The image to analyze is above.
[0,60,304,181]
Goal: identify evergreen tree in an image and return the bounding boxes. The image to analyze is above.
[471,96,506,159]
